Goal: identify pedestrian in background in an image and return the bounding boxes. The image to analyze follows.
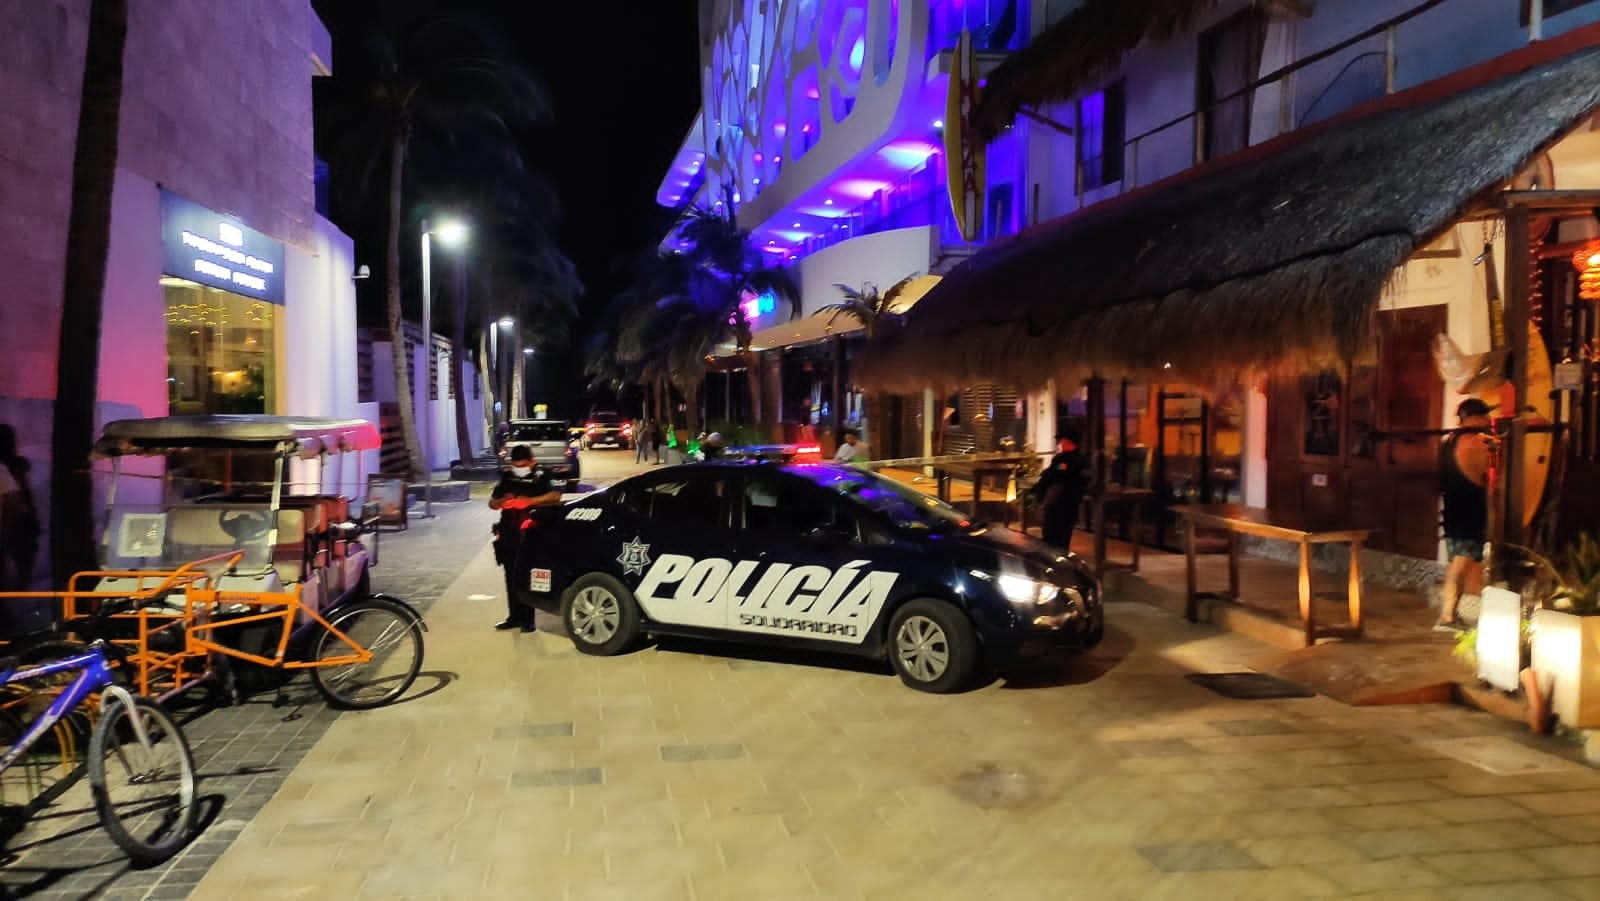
[0,424,39,592]
[654,420,668,464]
[1436,397,1494,632]
[834,427,868,465]
[635,416,654,464]
[489,445,562,632]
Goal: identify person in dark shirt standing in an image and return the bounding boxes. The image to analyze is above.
[1436,398,1494,632]
[490,444,562,632]
[1035,428,1089,552]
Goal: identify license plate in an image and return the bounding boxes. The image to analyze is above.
[528,568,552,593]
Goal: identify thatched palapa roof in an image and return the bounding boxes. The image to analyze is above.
[973,0,1219,143]
[858,43,1600,396]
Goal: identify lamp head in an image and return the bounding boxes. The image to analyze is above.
[498,317,515,329]
[434,221,468,246]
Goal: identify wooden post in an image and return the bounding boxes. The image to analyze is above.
[1506,204,1532,547]
[1299,539,1316,646]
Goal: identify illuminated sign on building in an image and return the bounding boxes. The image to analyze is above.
[160,190,285,303]
[740,290,778,322]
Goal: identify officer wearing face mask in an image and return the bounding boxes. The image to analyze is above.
[490,444,562,631]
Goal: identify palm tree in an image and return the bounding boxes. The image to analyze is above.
[317,1,545,480]
[816,275,918,339]
[816,275,918,454]
[676,204,797,433]
[412,137,581,464]
[50,0,127,584]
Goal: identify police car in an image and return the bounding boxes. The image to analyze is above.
[515,461,1103,693]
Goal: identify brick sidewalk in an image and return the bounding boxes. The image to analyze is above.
[0,489,494,900]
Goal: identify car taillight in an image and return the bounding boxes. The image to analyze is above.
[623,423,633,434]
[796,444,820,455]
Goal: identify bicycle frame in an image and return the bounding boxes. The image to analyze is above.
[178,582,374,673]
[0,646,138,775]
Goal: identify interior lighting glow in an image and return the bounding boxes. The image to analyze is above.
[933,119,944,128]
[848,36,865,71]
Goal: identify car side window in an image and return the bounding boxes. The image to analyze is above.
[741,473,843,539]
[625,474,727,529]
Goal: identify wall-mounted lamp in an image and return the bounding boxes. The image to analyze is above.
[353,264,371,281]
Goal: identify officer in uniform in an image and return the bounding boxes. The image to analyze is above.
[490,444,562,631]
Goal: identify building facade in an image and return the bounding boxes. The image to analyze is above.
[657,0,1036,456]
[867,0,1600,564]
[0,1,371,586]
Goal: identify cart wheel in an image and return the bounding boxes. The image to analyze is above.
[309,597,424,709]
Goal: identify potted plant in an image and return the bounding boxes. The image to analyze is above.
[1525,533,1600,729]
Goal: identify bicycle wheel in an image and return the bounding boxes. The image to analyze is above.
[308,597,424,710]
[87,695,198,867]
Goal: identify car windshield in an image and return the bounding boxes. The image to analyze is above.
[798,466,971,532]
[510,422,569,442]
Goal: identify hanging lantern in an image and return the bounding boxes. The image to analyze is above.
[1572,239,1600,300]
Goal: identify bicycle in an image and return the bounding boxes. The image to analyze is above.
[0,641,198,866]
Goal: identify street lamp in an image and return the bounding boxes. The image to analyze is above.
[522,347,536,420]
[419,217,468,519]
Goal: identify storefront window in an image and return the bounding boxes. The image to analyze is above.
[163,278,276,414]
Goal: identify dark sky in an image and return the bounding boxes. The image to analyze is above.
[504,1,701,306]
[314,0,701,411]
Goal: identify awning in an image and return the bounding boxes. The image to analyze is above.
[857,40,1600,395]
[96,415,382,459]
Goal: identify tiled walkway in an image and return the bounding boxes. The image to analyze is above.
[0,488,495,900]
[7,456,1599,900]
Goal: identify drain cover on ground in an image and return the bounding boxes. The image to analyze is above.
[1186,672,1316,700]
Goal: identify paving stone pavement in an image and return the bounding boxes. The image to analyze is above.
[9,453,1600,900]
[0,486,495,901]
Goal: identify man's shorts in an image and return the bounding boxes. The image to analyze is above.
[1445,536,1484,562]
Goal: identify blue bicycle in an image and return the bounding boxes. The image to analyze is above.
[0,641,197,866]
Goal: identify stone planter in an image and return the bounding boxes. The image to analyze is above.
[1530,608,1600,729]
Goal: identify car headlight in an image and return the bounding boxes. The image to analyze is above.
[996,574,1060,606]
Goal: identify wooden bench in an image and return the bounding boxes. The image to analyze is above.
[1173,504,1375,647]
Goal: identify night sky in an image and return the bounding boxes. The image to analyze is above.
[507,1,699,300]
[315,0,701,413]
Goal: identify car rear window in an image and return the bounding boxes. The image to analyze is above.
[591,413,622,424]
[510,422,569,442]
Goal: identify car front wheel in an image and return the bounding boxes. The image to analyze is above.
[887,599,978,693]
[561,573,642,655]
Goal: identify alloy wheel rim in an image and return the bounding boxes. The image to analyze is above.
[573,586,619,643]
[894,615,949,683]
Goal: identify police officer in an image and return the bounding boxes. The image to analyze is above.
[490,444,562,631]
[1035,428,1089,551]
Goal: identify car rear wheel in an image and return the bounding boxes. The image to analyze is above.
[887,599,978,693]
[562,573,642,655]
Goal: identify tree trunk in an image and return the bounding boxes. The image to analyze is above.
[49,0,126,586]
[386,129,425,480]
[743,351,762,438]
[451,255,473,465]
[479,329,495,440]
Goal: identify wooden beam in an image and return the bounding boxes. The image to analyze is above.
[1505,205,1532,547]
[1016,106,1074,137]
[1501,189,1600,212]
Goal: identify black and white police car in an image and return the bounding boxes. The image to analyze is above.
[514,461,1103,692]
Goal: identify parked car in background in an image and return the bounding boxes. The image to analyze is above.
[582,412,631,449]
[501,418,581,491]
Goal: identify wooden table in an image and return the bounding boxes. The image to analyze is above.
[1172,504,1375,647]
[1090,485,1153,574]
[933,456,1033,518]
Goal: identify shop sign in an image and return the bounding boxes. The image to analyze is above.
[160,190,285,303]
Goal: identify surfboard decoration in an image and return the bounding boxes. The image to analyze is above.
[1468,240,1553,531]
[945,29,985,243]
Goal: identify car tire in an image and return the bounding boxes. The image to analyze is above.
[887,599,978,693]
[561,572,642,656]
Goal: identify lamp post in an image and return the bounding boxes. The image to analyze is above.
[522,347,535,419]
[419,218,467,519]
[495,316,515,426]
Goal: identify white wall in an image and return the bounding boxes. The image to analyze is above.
[283,216,361,421]
[101,174,170,419]
[791,225,938,322]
